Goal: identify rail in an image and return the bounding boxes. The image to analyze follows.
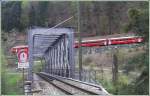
[37,72,109,95]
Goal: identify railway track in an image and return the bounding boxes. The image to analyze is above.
[36,72,109,95]
[32,74,66,95]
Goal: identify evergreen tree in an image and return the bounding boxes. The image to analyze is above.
[20,1,30,30]
[37,1,49,27]
[28,5,37,27]
[2,1,22,32]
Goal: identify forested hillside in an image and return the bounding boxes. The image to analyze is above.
[1,1,148,36]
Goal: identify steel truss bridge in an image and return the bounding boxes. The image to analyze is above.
[27,28,111,95]
[28,28,75,80]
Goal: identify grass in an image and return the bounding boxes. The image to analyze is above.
[98,74,130,94]
[1,48,23,95]
[2,73,23,95]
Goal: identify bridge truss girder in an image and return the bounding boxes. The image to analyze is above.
[28,28,75,81]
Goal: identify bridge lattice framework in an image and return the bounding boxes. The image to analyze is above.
[28,28,75,81]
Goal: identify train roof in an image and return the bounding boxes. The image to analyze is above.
[108,36,141,40]
[75,36,142,43]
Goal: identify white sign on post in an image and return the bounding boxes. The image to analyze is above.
[17,48,29,68]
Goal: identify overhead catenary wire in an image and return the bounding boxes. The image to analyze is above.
[51,16,74,28]
[43,16,74,33]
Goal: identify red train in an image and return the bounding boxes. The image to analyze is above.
[74,36,144,48]
[11,36,144,53]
